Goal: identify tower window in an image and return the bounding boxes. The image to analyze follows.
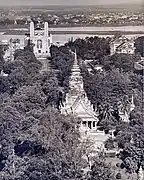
[46,51,48,53]
[37,39,42,49]
[48,39,50,46]
[38,50,41,53]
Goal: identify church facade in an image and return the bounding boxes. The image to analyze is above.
[25,21,52,58]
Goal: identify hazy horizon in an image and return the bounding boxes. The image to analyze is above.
[0,0,142,6]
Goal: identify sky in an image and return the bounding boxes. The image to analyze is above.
[0,0,142,6]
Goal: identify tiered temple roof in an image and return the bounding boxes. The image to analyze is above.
[62,50,98,131]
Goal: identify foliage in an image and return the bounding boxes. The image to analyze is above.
[0,43,116,180]
[104,137,115,150]
[50,45,74,92]
[135,36,144,57]
[66,36,110,60]
[100,53,140,72]
[32,71,60,106]
[1,49,42,95]
[87,153,115,180]
[113,111,144,173]
[82,67,134,106]
[0,46,4,72]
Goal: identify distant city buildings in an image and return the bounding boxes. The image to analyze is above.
[0,8,143,26]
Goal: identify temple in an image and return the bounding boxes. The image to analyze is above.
[62,50,99,131]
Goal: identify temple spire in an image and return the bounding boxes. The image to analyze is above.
[74,49,77,62]
[68,48,83,94]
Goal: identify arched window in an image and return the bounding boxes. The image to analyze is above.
[37,39,42,49]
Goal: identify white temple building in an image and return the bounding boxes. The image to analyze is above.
[62,50,99,132]
[61,50,109,151]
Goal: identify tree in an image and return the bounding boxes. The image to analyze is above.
[50,45,74,92]
[0,46,4,73]
[66,36,110,60]
[82,67,134,109]
[86,153,115,180]
[135,36,144,57]
[101,53,140,72]
[3,60,25,74]
[114,111,144,173]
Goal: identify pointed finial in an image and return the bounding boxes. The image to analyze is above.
[74,49,77,63]
[130,95,135,112]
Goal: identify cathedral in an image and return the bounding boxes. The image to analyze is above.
[25,20,52,58]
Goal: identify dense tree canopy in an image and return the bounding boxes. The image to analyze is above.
[65,36,110,60]
[113,111,144,173]
[1,33,143,179]
[50,45,74,92]
[100,53,140,72]
[0,44,116,180]
[87,154,115,180]
[82,66,135,106]
[0,46,5,73]
[80,42,143,173]
[135,36,144,57]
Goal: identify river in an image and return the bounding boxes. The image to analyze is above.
[0,25,144,45]
[49,25,144,32]
[8,25,144,32]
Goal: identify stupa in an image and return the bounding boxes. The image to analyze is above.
[62,50,98,131]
